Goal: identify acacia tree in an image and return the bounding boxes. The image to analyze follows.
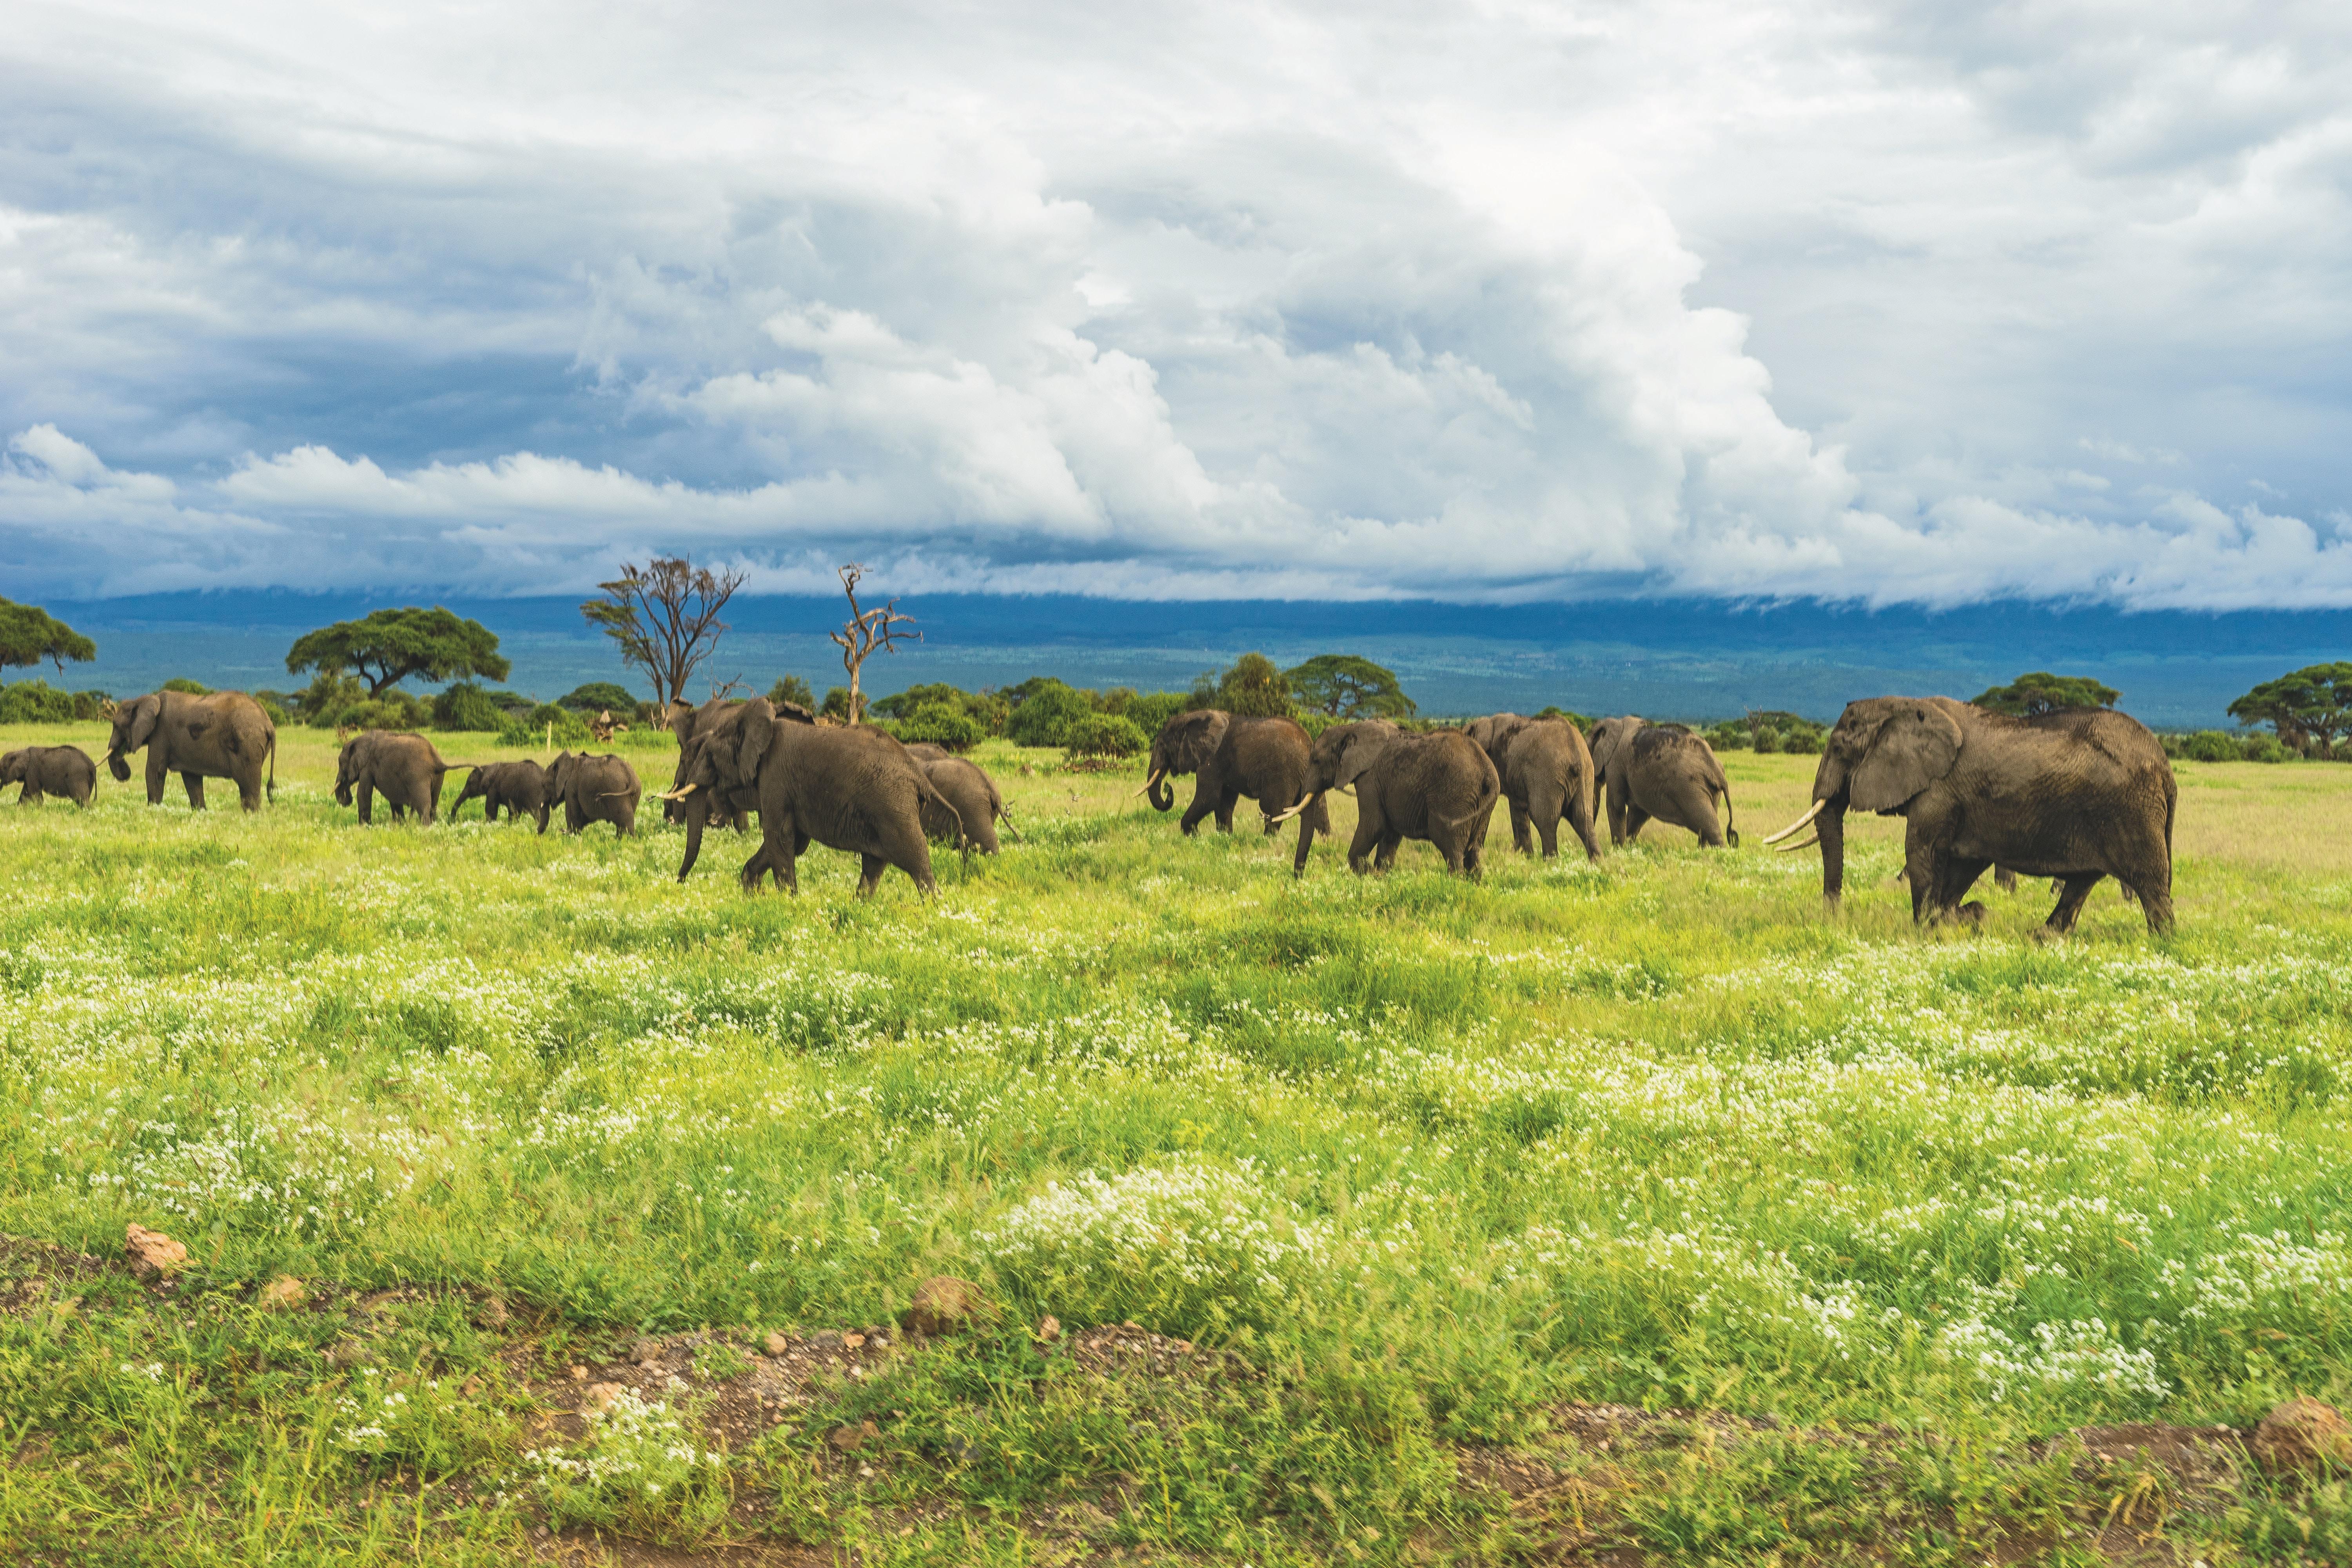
[0,599,96,682]
[828,564,918,725]
[2229,663,2352,755]
[1971,672,2120,717]
[580,557,747,708]
[285,606,508,696]
[1284,654,1416,719]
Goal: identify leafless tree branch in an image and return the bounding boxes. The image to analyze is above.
[827,563,920,725]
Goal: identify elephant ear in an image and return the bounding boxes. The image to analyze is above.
[1588,718,1633,777]
[1332,725,1392,790]
[1848,701,1963,811]
[1177,711,1230,771]
[126,694,163,752]
[735,699,777,788]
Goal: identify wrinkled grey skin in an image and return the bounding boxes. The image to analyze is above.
[671,698,948,896]
[666,697,751,831]
[1,745,96,807]
[669,699,789,880]
[902,742,952,763]
[1784,696,2175,936]
[452,760,551,831]
[1142,709,1330,856]
[920,756,1014,855]
[548,751,641,838]
[1588,718,1739,849]
[334,731,472,824]
[105,690,276,811]
[1290,720,1500,877]
[1463,714,1604,862]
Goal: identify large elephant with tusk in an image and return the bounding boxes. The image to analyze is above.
[1762,695,2176,936]
[1137,708,1329,846]
[661,697,953,896]
[666,697,753,831]
[1275,719,1499,877]
[666,700,774,879]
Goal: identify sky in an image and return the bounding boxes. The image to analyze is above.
[3,1,2349,609]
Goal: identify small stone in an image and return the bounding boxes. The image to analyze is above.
[568,1364,587,1381]
[124,1223,188,1279]
[828,1418,880,1453]
[1035,1315,1062,1344]
[258,1276,307,1311]
[842,1331,867,1350]
[903,1276,988,1338]
[1172,1339,1194,1354]
[2252,1397,2352,1476]
[583,1381,627,1411]
[475,1296,509,1328]
[630,1336,664,1366]
[764,1331,789,1357]
[323,1338,371,1370]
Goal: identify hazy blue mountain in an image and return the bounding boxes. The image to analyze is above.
[26,592,2349,728]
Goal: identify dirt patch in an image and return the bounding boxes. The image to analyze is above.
[0,1234,119,1316]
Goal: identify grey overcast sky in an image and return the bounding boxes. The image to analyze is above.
[2,0,2348,606]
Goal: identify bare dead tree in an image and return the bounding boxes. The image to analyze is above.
[579,557,747,708]
[828,564,920,725]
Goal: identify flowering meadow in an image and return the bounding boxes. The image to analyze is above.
[2,720,2350,1564]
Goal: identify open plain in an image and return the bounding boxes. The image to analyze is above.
[2,722,2349,1565]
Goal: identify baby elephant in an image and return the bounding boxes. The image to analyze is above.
[452,760,552,832]
[548,750,641,837]
[1277,720,1500,877]
[919,756,1016,854]
[334,731,474,824]
[1,745,97,807]
[1588,717,1739,848]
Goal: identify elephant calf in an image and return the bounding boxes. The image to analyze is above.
[920,756,1015,854]
[1140,708,1328,844]
[549,750,641,838]
[1279,719,1499,877]
[453,760,551,831]
[1,745,97,807]
[1588,717,1739,848]
[1464,713,1604,862]
[335,731,475,824]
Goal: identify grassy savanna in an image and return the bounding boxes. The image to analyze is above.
[2,718,2350,1564]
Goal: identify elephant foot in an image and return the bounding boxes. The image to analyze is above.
[1956,901,1987,927]
[2028,923,2068,944]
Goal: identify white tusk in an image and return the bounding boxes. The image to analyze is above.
[1269,790,1324,825]
[1762,798,1826,844]
[1131,769,1165,798]
[1774,834,1818,853]
[658,782,700,802]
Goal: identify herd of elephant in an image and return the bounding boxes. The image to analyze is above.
[4,685,2180,937]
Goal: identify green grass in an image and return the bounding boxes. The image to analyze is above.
[2,720,2350,1562]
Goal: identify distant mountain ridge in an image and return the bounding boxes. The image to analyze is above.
[27,592,2351,729]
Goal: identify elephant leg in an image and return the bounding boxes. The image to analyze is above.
[182,772,207,810]
[1566,785,1603,863]
[145,755,169,806]
[1374,832,1402,873]
[1178,777,1214,837]
[1216,788,1238,834]
[1939,857,1993,926]
[1291,812,1317,877]
[1347,813,1380,875]
[534,805,550,834]
[1903,836,1935,923]
[356,782,376,826]
[566,798,585,834]
[745,809,797,893]
[1995,865,2019,893]
[1675,781,1726,848]
[2041,872,2103,937]
[857,854,887,898]
[1624,804,1650,842]
[1604,782,1628,845]
[1508,797,1534,855]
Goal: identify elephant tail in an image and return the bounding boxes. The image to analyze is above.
[1719,777,1739,848]
[267,727,277,803]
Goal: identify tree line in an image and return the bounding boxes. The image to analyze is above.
[7,577,2352,764]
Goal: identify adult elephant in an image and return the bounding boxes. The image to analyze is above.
[1275,720,1499,877]
[666,697,751,830]
[1762,696,2176,936]
[1464,713,1604,862]
[1,745,97,807]
[663,697,949,896]
[1138,709,1329,848]
[104,690,276,811]
[335,731,473,824]
[1588,718,1738,848]
[452,760,551,831]
[549,751,641,838]
[920,756,1015,855]
[667,700,782,879]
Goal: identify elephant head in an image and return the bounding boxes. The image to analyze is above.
[106,693,163,781]
[1463,713,1535,768]
[663,697,815,880]
[0,750,25,786]
[1138,708,1229,811]
[1274,719,1401,820]
[1587,716,1644,784]
[452,765,493,814]
[1764,697,1965,904]
[332,734,369,806]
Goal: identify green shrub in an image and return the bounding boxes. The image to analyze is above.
[1007,682,1094,747]
[1781,727,1824,755]
[71,689,113,721]
[333,695,429,734]
[768,675,815,711]
[2243,733,2292,764]
[1751,728,1779,754]
[0,681,76,724]
[819,687,863,723]
[430,682,510,732]
[2183,730,2241,763]
[1064,711,1148,760]
[1704,722,1748,750]
[557,681,637,714]
[1128,690,1191,739]
[895,701,985,751]
[1535,706,1592,731]
[503,705,592,748]
[256,698,292,727]
[162,677,210,695]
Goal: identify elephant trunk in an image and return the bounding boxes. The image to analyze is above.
[1818,799,1848,907]
[677,794,710,882]
[107,751,131,783]
[1146,769,1174,811]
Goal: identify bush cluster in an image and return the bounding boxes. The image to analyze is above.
[0,681,106,724]
[1707,711,1827,754]
[2167,730,2294,763]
